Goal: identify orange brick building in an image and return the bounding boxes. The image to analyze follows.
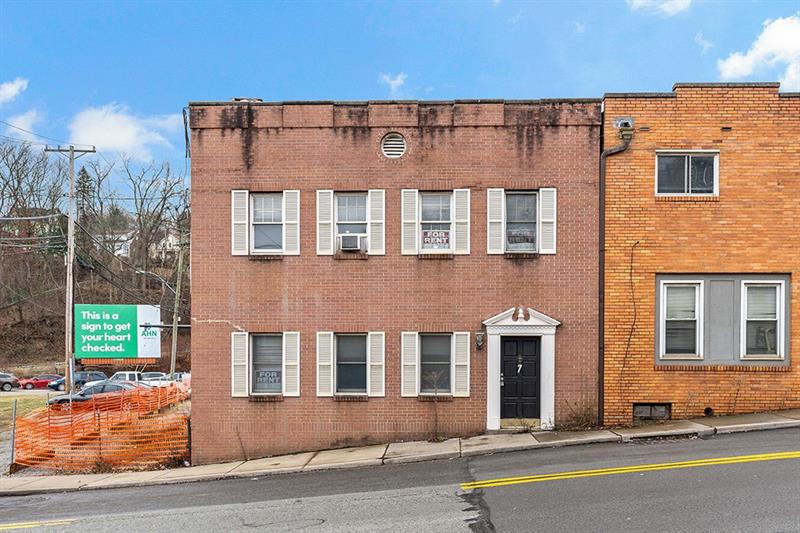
[189,99,602,464]
[602,83,800,425]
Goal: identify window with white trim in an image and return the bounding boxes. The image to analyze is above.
[420,334,452,394]
[656,152,718,195]
[336,193,367,250]
[742,282,784,359]
[251,193,283,252]
[336,334,367,394]
[660,282,702,358]
[231,190,299,256]
[505,192,537,252]
[251,334,282,394]
[420,193,452,252]
[486,188,556,255]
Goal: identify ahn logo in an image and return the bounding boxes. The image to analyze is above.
[141,326,159,338]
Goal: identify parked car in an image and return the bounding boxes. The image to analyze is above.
[47,371,107,391]
[1,373,20,392]
[48,381,138,405]
[85,371,173,389]
[19,374,62,390]
[172,372,191,382]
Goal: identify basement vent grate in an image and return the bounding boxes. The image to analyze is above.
[381,132,406,159]
[633,403,671,422]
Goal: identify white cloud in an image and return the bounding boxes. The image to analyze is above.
[627,0,692,16]
[694,32,714,54]
[717,13,800,91]
[68,104,182,161]
[3,109,42,141]
[492,0,501,6]
[379,73,408,97]
[573,21,586,34]
[0,77,29,105]
[507,9,523,25]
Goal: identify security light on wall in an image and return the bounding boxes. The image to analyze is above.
[475,332,485,350]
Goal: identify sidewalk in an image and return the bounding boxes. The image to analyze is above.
[2,409,799,497]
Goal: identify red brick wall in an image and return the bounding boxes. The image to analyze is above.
[189,100,601,464]
[602,84,800,425]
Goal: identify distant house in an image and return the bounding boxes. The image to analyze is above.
[149,229,182,262]
[98,231,135,257]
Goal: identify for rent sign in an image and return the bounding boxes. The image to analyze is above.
[74,304,161,359]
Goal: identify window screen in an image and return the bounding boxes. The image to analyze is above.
[252,194,283,251]
[251,335,282,394]
[336,194,367,236]
[420,334,451,393]
[505,193,537,252]
[664,285,698,355]
[420,193,452,251]
[336,335,367,393]
[745,285,779,356]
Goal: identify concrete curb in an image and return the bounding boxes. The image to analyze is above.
[3,412,799,497]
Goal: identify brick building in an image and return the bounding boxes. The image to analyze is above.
[602,83,800,425]
[189,99,602,464]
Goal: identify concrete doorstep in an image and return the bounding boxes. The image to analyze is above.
[2,409,799,497]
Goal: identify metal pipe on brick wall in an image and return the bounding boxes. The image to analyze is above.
[598,122,634,425]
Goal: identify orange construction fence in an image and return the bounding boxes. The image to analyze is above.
[13,384,190,472]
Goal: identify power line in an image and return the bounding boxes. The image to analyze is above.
[74,243,190,314]
[0,119,93,149]
[0,134,48,147]
[0,213,64,221]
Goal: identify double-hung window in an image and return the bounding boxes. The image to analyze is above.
[655,152,718,195]
[336,193,367,250]
[251,334,283,394]
[420,193,452,253]
[742,282,784,359]
[486,188,556,254]
[420,334,452,394]
[505,192,537,252]
[251,193,283,252]
[660,281,703,359]
[335,334,367,394]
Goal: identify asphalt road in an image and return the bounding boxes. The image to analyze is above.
[1,428,798,532]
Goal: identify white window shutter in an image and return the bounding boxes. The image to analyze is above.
[367,332,385,397]
[538,188,557,254]
[453,189,470,255]
[401,189,418,255]
[231,331,249,397]
[401,332,419,397]
[283,190,300,255]
[231,190,249,255]
[316,331,334,396]
[283,332,300,397]
[316,190,334,255]
[487,188,505,254]
[367,190,385,255]
[453,332,470,397]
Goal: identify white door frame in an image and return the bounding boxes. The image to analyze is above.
[483,307,560,430]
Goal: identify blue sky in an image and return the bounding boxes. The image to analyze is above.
[1,0,798,167]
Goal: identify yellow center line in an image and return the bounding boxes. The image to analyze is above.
[0,519,76,531]
[461,450,800,490]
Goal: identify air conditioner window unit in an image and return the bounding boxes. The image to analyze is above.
[339,234,363,252]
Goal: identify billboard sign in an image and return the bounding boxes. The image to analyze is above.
[74,304,161,359]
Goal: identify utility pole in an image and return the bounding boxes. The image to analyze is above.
[45,145,95,393]
[169,233,186,378]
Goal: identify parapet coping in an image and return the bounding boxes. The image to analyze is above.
[188,98,602,107]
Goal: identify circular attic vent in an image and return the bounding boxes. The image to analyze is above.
[381,132,407,159]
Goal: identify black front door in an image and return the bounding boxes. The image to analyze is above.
[501,337,540,419]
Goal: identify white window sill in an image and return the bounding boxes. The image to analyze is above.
[659,354,703,361]
[740,355,784,361]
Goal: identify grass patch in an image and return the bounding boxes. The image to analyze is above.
[0,395,48,433]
